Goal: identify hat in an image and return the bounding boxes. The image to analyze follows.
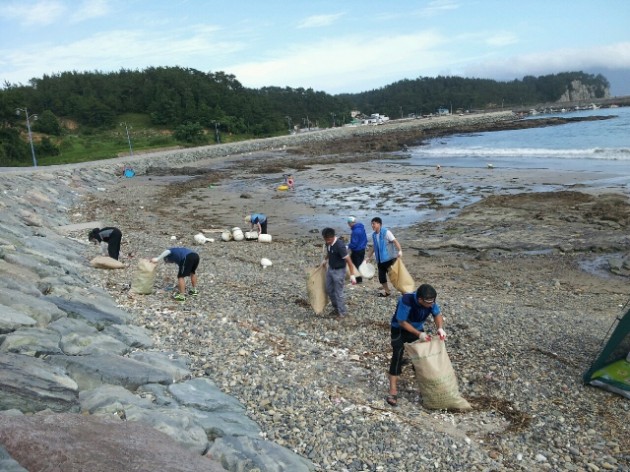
[347,216,356,224]
[244,215,251,222]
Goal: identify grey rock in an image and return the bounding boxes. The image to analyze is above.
[59,330,130,356]
[46,296,133,327]
[105,323,155,349]
[169,378,247,413]
[0,353,79,413]
[0,290,66,325]
[79,384,155,414]
[129,351,191,381]
[0,327,63,356]
[48,353,175,390]
[0,304,37,333]
[208,436,315,472]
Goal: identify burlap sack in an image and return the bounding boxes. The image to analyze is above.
[404,338,472,411]
[131,259,157,294]
[306,265,329,314]
[90,256,124,269]
[388,258,415,293]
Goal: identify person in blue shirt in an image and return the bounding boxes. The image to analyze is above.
[152,247,200,301]
[245,213,268,234]
[346,217,368,283]
[386,283,447,407]
[365,217,402,297]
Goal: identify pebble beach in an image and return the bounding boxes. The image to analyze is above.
[2,112,629,471]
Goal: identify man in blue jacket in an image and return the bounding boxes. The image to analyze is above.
[347,217,367,283]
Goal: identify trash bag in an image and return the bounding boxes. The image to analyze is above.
[388,258,415,293]
[306,265,329,314]
[131,259,157,294]
[404,338,472,411]
[90,256,124,269]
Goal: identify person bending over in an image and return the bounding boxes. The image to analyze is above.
[386,283,446,407]
[152,247,200,302]
[88,227,123,260]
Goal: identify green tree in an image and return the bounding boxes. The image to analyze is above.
[33,109,62,135]
[173,122,208,145]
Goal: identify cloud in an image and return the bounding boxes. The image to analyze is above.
[415,0,459,17]
[297,13,344,29]
[71,0,110,23]
[463,41,630,80]
[225,31,447,92]
[484,32,519,47]
[1,0,65,26]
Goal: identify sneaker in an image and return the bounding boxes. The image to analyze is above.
[172,293,186,301]
[188,288,199,296]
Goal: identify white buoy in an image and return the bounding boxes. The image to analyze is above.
[232,227,244,241]
[170,235,177,240]
[260,258,273,268]
[194,233,210,244]
[244,231,258,240]
[258,234,272,243]
[221,230,233,242]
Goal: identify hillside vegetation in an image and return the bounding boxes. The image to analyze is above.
[0,68,609,166]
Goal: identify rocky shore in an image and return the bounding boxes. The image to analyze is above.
[1,112,629,472]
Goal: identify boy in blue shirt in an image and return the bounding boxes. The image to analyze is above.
[152,247,200,301]
[386,284,447,406]
[246,213,268,234]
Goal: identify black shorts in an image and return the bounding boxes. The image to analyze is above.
[178,252,199,278]
[377,258,396,284]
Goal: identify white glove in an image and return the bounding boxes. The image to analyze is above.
[397,250,402,258]
[437,328,447,341]
[350,275,357,285]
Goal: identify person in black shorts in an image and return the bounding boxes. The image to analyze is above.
[88,227,123,260]
[152,247,200,301]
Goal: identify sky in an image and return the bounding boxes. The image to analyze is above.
[1,0,630,96]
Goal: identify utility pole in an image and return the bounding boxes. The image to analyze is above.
[120,122,133,156]
[16,107,38,167]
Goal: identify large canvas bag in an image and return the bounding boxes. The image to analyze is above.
[131,259,157,294]
[90,256,124,269]
[388,258,415,293]
[404,338,472,411]
[306,265,329,314]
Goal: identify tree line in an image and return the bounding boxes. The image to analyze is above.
[0,67,609,165]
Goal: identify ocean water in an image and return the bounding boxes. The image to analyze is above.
[295,107,630,231]
[409,106,630,174]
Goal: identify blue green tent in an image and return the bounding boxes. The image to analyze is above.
[583,307,630,399]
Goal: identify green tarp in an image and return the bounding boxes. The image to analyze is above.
[583,307,630,399]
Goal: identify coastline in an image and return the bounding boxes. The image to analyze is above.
[1,114,629,471]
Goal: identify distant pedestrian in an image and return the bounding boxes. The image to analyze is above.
[346,216,367,283]
[151,247,200,301]
[365,217,402,297]
[88,227,123,260]
[245,213,268,234]
[321,227,357,318]
[287,174,295,190]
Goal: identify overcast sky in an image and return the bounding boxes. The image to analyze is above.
[2,0,630,96]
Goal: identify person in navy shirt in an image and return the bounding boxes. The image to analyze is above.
[346,217,367,283]
[152,247,200,301]
[386,284,447,407]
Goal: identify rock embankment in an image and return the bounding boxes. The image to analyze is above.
[0,170,313,471]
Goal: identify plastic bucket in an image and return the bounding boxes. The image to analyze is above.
[244,231,258,240]
[258,234,272,243]
[359,261,375,279]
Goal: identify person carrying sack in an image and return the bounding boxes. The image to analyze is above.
[386,283,446,407]
[365,217,402,297]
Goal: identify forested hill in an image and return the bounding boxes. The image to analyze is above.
[0,68,610,165]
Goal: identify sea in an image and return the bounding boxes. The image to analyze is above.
[410,106,630,175]
[295,106,630,231]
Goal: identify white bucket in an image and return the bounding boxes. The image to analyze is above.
[221,230,233,242]
[359,261,375,279]
[244,231,258,240]
[232,228,244,241]
[258,234,272,243]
